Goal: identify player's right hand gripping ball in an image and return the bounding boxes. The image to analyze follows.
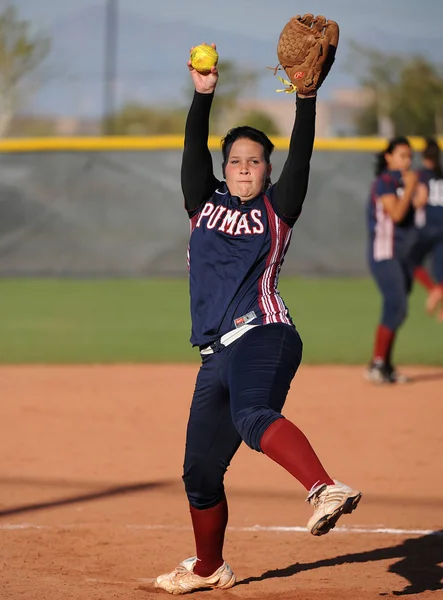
[190,44,219,74]
[275,14,339,94]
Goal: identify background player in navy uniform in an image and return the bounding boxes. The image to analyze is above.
[411,138,443,321]
[154,42,361,595]
[365,137,419,384]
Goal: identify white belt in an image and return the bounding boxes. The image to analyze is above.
[200,324,258,355]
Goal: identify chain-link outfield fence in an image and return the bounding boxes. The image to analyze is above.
[0,137,437,277]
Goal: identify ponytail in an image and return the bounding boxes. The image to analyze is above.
[374,151,387,176]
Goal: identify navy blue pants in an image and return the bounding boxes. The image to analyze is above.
[410,225,443,283]
[369,257,413,331]
[183,323,303,509]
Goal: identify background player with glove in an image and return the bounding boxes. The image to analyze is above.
[365,137,419,384]
[154,14,361,596]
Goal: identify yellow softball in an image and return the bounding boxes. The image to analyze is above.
[190,44,219,74]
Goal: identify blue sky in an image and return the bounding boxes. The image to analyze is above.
[11,0,443,118]
[14,0,443,40]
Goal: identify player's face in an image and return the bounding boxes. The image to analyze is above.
[225,138,272,202]
[385,144,413,173]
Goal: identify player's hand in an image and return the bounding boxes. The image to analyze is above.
[188,43,219,94]
[403,170,418,188]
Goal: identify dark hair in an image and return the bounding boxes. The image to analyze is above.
[221,126,274,187]
[374,136,411,176]
[422,137,443,179]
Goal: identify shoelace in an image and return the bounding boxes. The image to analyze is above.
[171,564,195,581]
[311,488,347,508]
[311,493,324,509]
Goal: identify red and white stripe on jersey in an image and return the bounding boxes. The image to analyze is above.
[259,196,293,324]
[373,196,394,261]
[415,207,426,228]
[187,213,200,270]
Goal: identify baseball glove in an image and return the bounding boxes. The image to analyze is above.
[273,13,339,95]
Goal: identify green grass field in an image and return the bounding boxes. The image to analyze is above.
[0,278,441,365]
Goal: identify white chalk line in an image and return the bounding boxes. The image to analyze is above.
[0,522,441,536]
[127,524,442,536]
[84,577,155,585]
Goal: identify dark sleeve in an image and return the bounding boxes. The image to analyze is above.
[273,96,316,222]
[375,175,396,196]
[418,169,430,186]
[181,91,221,213]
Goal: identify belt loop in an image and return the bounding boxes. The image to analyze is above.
[212,339,225,353]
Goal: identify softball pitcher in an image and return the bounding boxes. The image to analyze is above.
[155,28,361,596]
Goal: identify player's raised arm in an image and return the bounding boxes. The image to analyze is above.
[274,94,316,221]
[273,15,339,222]
[181,43,221,213]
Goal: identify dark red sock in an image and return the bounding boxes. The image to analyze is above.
[190,497,227,577]
[414,267,435,291]
[260,418,334,491]
[386,335,397,366]
[373,324,395,363]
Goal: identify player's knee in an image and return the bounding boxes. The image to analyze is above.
[182,453,225,509]
[397,304,408,328]
[233,407,281,452]
[383,299,408,330]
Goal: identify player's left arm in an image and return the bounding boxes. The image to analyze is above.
[273,94,316,224]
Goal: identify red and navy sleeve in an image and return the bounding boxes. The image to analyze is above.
[375,173,397,197]
[272,96,316,226]
[181,91,221,216]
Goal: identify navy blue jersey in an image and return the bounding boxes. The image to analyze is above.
[182,91,316,349]
[367,170,415,261]
[187,183,294,347]
[417,168,443,226]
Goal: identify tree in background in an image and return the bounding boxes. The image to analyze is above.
[392,57,443,136]
[233,109,280,136]
[186,59,280,135]
[348,42,443,137]
[0,6,50,136]
[108,58,280,136]
[202,59,256,133]
[103,103,187,135]
[7,114,57,137]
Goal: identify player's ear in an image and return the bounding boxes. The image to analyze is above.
[222,162,226,179]
[264,164,272,189]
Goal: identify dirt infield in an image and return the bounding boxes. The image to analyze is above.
[1,364,442,599]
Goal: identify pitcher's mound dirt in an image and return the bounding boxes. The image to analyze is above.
[1,365,442,599]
